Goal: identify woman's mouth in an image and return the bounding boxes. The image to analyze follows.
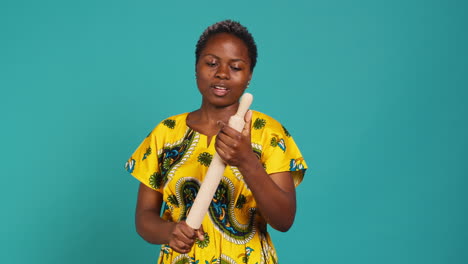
[212,85,230,96]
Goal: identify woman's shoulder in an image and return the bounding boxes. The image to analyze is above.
[251,110,286,132]
[149,112,189,136]
[158,112,189,126]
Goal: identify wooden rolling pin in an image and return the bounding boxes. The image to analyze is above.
[186,93,253,229]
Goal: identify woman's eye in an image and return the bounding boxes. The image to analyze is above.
[231,66,241,71]
[207,62,217,67]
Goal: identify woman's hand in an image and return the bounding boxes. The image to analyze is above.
[168,222,205,254]
[135,184,205,252]
[215,110,256,167]
[214,112,297,232]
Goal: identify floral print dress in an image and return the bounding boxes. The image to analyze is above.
[125,111,307,264]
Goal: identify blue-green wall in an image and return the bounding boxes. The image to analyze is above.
[1,0,467,263]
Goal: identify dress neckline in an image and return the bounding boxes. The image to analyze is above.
[182,112,216,148]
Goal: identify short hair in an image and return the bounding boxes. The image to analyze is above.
[195,20,258,72]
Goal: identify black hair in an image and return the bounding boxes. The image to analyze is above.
[195,20,258,72]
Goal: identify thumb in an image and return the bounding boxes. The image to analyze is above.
[196,225,205,241]
[217,120,226,131]
[242,110,252,136]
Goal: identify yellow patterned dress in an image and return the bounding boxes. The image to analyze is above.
[125,111,307,264]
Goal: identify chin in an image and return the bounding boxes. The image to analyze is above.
[205,97,238,108]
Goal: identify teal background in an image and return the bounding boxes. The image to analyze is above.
[1,0,467,263]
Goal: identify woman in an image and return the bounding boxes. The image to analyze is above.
[125,20,307,264]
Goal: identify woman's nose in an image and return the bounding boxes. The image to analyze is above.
[215,65,230,79]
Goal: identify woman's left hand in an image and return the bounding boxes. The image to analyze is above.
[215,110,297,232]
[215,110,256,167]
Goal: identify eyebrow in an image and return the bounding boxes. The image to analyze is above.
[203,53,247,63]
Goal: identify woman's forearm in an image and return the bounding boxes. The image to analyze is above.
[135,184,175,244]
[136,209,176,244]
[237,156,296,232]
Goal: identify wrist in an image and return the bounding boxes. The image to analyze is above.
[163,221,178,244]
[237,152,263,176]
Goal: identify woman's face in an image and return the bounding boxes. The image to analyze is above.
[196,33,252,108]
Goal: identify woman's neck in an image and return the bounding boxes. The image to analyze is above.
[187,102,240,136]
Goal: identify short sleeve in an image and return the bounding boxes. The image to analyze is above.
[125,129,163,193]
[261,121,307,187]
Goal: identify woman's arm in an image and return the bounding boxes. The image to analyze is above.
[238,163,296,232]
[135,183,204,253]
[215,112,296,232]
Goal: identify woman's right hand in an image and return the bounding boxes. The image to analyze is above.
[168,221,205,254]
[135,184,205,253]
